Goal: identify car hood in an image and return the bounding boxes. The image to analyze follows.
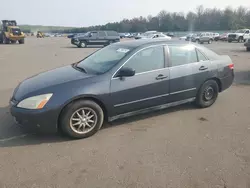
[14,65,93,101]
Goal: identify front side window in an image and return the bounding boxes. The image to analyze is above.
[77,45,131,74]
[168,45,198,66]
[90,32,98,37]
[123,46,164,74]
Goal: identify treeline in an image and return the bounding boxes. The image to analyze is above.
[61,5,250,34]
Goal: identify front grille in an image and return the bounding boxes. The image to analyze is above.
[228,34,236,38]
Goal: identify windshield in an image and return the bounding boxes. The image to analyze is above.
[11,28,21,33]
[76,45,132,74]
[235,29,246,33]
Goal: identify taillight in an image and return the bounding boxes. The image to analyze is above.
[228,63,234,69]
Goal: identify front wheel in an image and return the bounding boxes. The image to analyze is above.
[60,100,104,139]
[247,47,250,52]
[19,39,24,44]
[208,39,212,44]
[195,80,219,108]
[238,37,243,43]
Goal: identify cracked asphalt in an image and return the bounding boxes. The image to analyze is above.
[0,38,250,188]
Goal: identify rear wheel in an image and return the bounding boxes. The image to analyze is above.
[247,47,250,52]
[77,41,86,48]
[195,80,219,108]
[208,39,212,44]
[3,35,9,44]
[60,100,104,139]
[228,40,232,43]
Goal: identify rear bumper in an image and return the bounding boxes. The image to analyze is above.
[10,105,58,133]
[220,71,234,92]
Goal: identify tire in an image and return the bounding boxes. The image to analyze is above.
[60,100,104,139]
[18,39,24,44]
[77,41,86,48]
[3,35,9,44]
[195,80,219,108]
[238,37,243,43]
[247,47,250,52]
[208,39,212,44]
[228,40,232,43]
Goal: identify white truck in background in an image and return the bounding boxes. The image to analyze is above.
[228,29,250,43]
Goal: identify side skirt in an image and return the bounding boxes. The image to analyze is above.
[108,97,196,122]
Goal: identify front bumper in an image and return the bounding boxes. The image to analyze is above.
[71,38,80,45]
[10,105,58,133]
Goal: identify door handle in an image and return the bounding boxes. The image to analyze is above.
[156,74,168,80]
[199,66,208,71]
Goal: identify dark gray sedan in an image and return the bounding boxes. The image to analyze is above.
[10,39,234,139]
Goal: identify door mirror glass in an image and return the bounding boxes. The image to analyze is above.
[116,67,135,77]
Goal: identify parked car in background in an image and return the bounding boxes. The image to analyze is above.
[228,29,250,43]
[166,32,174,37]
[67,34,75,38]
[71,30,120,48]
[192,32,213,44]
[139,33,171,40]
[135,31,158,39]
[10,39,234,139]
[244,39,250,51]
[179,33,193,41]
[218,33,229,41]
[213,33,220,41]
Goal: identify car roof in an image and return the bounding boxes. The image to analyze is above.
[115,39,191,48]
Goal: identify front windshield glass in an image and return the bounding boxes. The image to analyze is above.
[77,45,132,74]
[235,29,246,33]
[11,28,21,33]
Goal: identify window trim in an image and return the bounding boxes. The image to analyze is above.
[196,48,209,61]
[112,44,167,79]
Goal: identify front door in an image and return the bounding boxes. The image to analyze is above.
[88,31,99,45]
[110,45,170,116]
[167,44,213,102]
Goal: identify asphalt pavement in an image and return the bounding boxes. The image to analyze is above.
[0,38,250,188]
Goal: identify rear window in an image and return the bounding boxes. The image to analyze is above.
[107,31,119,36]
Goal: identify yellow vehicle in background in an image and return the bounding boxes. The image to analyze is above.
[0,20,25,44]
[37,31,45,38]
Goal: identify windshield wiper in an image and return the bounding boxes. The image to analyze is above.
[72,63,87,73]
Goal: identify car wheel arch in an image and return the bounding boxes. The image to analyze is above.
[57,96,108,130]
[197,78,222,94]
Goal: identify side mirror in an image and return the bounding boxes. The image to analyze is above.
[116,67,135,78]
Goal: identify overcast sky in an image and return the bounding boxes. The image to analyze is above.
[0,0,249,27]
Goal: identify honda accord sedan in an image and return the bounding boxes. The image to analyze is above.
[10,39,234,139]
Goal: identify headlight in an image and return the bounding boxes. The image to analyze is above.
[17,94,53,109]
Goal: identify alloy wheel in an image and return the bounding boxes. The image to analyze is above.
[70,107,97,134]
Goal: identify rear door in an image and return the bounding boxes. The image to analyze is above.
[97,31,108,45]
[167,44,213,102]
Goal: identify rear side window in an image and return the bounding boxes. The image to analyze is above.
[107,31,119,36]
[98,31,106,37]
[168,45,198,66]
[196,49,207,61]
